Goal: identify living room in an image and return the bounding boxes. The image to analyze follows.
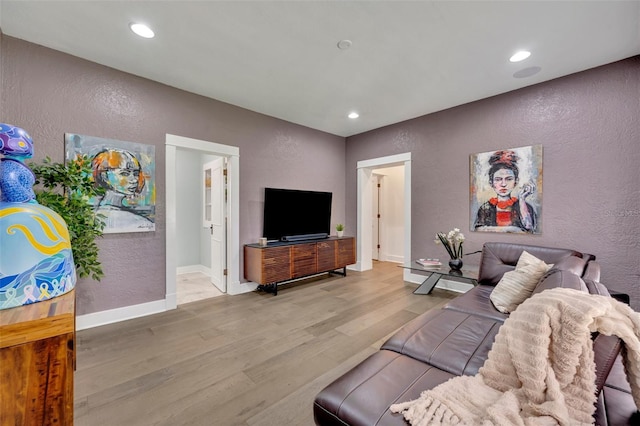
[1,1,638,321]
[1,1,639,424]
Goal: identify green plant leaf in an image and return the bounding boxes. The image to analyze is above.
[29,155,106,281]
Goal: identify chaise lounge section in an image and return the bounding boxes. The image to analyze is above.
[313,242,638,425]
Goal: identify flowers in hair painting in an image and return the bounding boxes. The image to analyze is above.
[470,145,543,234]
[435,228,465,260]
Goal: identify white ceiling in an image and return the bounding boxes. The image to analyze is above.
[1,1,639,137]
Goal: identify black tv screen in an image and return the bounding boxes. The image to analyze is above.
[263,188,332,241]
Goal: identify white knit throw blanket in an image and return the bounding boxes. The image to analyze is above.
[389,288,640,426]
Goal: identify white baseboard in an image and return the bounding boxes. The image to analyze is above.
[76,299,168,330]
[177,264,211,276]
[165,291,177,310]
[228,279,256,295]
[382,255,403,264]
[349,261,369,272]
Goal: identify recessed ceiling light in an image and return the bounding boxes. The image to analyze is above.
[129,23,155,39]
[509,50,531,62]
[348,112,359,119]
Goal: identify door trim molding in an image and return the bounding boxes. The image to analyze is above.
[166,134,240,311]
[356,152,411,277]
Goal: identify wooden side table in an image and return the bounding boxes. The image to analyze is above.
[0,290,76,425]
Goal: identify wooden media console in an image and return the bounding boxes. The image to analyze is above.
[244,236,356,295]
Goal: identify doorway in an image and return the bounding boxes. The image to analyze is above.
[172,152,225,305]
[165,134,240,310]
[371,165,405,264]
[355,153,411,280]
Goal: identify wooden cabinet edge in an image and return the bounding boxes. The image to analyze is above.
[0,289,75,348]
[243,237,356,286]
[0,289,76,425]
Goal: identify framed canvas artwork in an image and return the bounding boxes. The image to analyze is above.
[65,133,156,233]
[470,145,543,234]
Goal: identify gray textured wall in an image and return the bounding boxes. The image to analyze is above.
[3,32,639,313]
[175,149,202,268]
[346,57,640,309]
[1,36,346,315]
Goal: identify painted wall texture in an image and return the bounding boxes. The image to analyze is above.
[1,36,346,315]
[2,32,639,315]
[346,56,640,309]
[175,149,202,268]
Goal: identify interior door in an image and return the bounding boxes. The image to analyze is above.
[203,157,226,292]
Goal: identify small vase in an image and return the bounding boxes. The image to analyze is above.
[448,258,463,271]
[337,230,344,237]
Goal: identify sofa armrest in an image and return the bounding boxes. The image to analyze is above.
[608,289,630,305]
[593,334,623,394]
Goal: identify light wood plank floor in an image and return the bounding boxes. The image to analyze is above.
[75,261,457,426]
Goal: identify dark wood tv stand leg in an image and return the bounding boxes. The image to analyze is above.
[256,283,278,295]
[256,266,347,296]
[328,267,347,277]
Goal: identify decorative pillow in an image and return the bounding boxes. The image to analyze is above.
[515,250,553,271]
[490,251,554,313]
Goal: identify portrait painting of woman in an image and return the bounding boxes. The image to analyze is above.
[469,145,542,234]
[91,148,155,232]
[65,133,156,233]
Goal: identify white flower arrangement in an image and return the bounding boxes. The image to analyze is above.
[435,228,465,259]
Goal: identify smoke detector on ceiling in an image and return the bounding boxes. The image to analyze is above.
[337,40,353,50]
[513,66,542,78]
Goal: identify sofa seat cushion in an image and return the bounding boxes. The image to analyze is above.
[596,386,639,426]
[583,278,612,297]
[545,255,589,276]
[593,354,639,426]
[444,285,509,322]
[381,308,501,376]
[531,268,589,296]
[313,350,454,426]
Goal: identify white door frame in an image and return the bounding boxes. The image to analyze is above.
[355,153,411,281]
[165,134,240,310]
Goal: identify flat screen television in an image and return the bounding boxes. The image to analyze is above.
[263,187,332,241]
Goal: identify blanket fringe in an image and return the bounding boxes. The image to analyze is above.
[390,394,461,426]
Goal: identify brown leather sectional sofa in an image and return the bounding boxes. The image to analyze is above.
[314,242,638,425]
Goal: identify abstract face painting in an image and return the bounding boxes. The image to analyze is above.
[65,134,155,233]
[470,145,543,234]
